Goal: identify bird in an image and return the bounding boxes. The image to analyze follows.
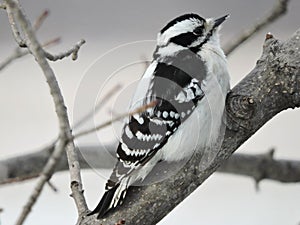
[89,13,230,219]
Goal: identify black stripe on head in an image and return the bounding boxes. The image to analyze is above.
[160,13,204,34]
[169,32,197,47]
[190,29,213,53]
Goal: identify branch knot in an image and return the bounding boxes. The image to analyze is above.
[225,93,256,131]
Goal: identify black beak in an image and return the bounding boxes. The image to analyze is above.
[214,14,229,28]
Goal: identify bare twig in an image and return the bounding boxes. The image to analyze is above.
[0,48,27,71]
[33,9,49,31]
[73,83,122,130]
[15,140,67,225]
[42,37,61,47]
[1,6,84,73]
[224,0,290,55]
[44,39,86,61]
[0,174,39,185]
[0,7,60,72]
[3,0,87,224]
[47,180,58,192]
[2,37,61,71]
[0,37,60,71]
[74,100,158,139]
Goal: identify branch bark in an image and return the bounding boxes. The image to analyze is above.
[219,148,300,184]
[78,29,300,224]
[1,144,300,186]
[3,0,87,224]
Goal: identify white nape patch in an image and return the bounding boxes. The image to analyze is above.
[133,114,144,124]
[155,43,185,57]
[125,126,133,139]
[162,111,169,118]
[157,18,201,46]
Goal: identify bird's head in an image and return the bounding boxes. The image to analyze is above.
[156,13,229,54]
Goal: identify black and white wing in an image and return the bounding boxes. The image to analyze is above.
[115,49,207,175]
[90,50,207,218]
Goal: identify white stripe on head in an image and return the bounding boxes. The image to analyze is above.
[157,18,203,47]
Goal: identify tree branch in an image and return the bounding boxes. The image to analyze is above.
[219,148,300,185]
[79,29,300,224]
[3,0,87,224]
[1,144,300,186]
[224,0,290,55]
[32,9,49,31]
[1,5,85,73]
[0,37,61,71]
[44,39,86,61]
[0,1,85,70]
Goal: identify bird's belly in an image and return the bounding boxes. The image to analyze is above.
[161,74,228,162]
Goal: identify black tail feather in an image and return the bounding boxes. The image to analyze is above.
[88,183,120,219]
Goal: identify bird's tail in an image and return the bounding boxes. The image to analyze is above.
[88,177,130,219]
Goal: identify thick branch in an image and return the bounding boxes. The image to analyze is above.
[80,29,300,224]
[1,144,300,186]
[219,149,300,184]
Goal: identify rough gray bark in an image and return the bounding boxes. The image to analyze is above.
[79,30,300,225]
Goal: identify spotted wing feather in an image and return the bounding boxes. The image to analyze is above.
[91,50,207,218]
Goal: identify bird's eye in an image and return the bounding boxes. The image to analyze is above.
[193,26,203,35]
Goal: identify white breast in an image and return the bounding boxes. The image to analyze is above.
[161,46,230,162]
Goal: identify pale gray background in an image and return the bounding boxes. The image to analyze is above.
[0,0,300,225]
